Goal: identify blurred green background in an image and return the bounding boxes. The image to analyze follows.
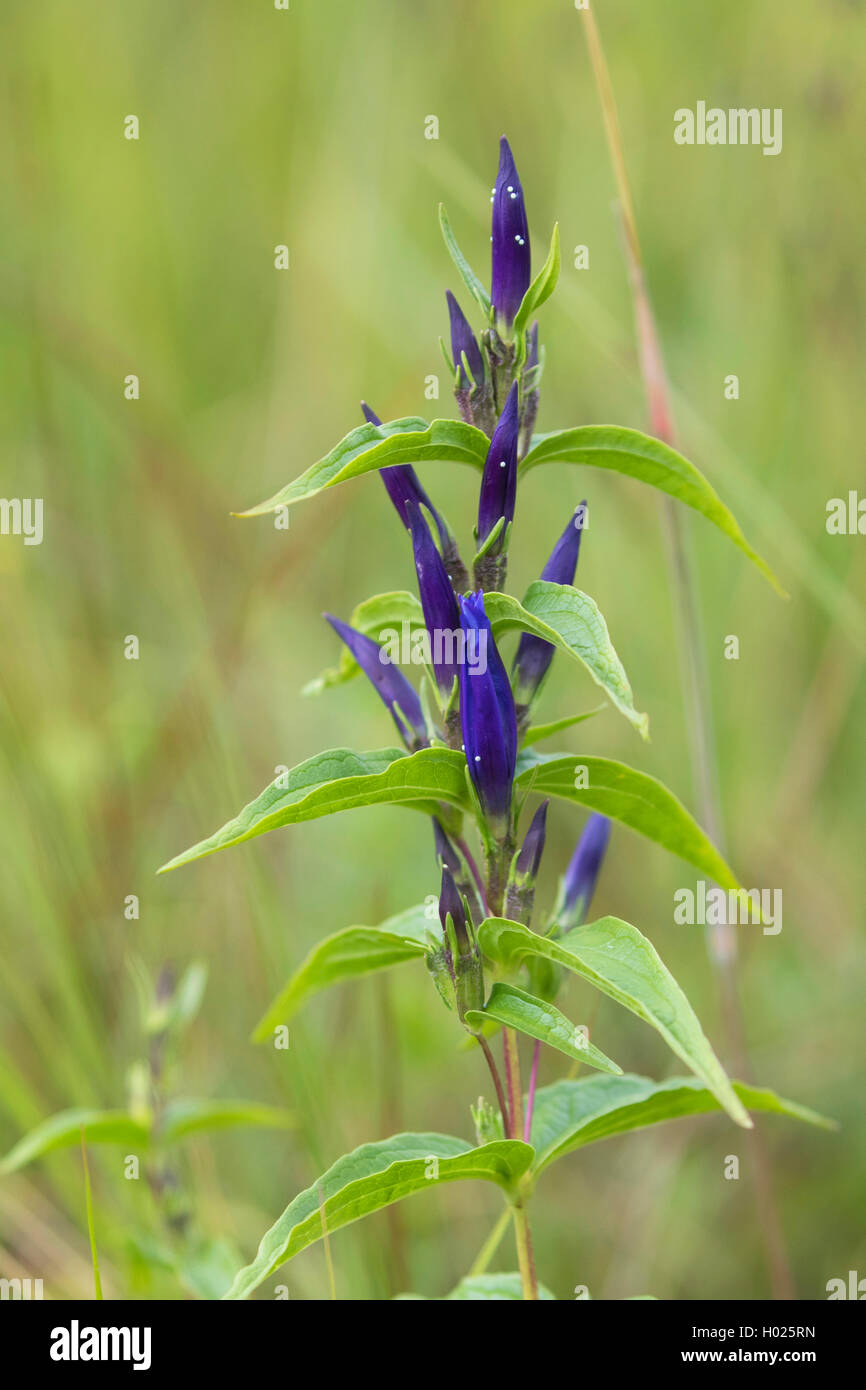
[1,0,864,1300]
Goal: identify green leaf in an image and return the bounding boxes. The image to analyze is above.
[157,1099,293,1147]
[528,1073,835,1176]
[0,1109,150,1174]
[236,417,488,518]
[445,1272,557,1300]
[477,916,750,1127]
[438,204,492,317]
[465,983,623,1075]
[516,748,738,888]
[158,747,471,874]
[486,583,648,738]
[521,707,604,747]
[252,906,433,1040]
[303,592,424,695]
[223,1134,534,1300]
[513,223,561,337]
[520,426,782,591]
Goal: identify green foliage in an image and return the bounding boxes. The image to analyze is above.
[520,426,781,590]
[252,906,433,1039]
[158,747,471,873]
[465,983,623,1074]
[478,916,750,1126]
[224,1134,535,1300]
[303,592,424,695]
[515,749,739,887]
[528,1074,834,1176]
[486,582,648,737]
[237,417,488,517]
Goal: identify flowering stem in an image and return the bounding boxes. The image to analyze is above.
[457,835,490,917]
[478,1034,510,1135]
[523,1039,541,1143]
[511,1193,539,1301]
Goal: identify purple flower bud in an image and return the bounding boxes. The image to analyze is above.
[515,799,549,880]
[446,291,484,390]
[361,401,454,558]
[512,501,587,703]
[433,818,462,877]
[559,814,611,928]
[477,382,519,553]
[407,501,461,698]
[438,863,469,950]
[458,591,517,834]
[324,613,427,750]
[505,798,549,925]
[491,136,531,328]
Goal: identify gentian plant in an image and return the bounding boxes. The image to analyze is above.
[159,137,829,1301]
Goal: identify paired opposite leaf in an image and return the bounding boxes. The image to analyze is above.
[515,748,738,888]
[528,1073,835,1176]
[224,1133,534,1300]
[252,905,433,1040]
[158,747,471,874]
[157,1100,293,1147]
[520,426,781,591]
[0,1100,292,1173]
[477,915,750,1127]
[0,1110,149,1175]
[237,417,488,518]
[486,583,648,738]
[464,983,623,1075]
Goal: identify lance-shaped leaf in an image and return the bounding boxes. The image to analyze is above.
[519,425,781,592]
[485,583,648,738]
[513,223,561,337]
[224,1134,534,1300]
[439,204,493,317]
[237,417,489,517]
[158,747,471,874]
[477,916,750,1127]
[303,592,425,695]
[465,983,623,1076]
[528,1073,835,1177]
[252,906,433,1040]
[521,707,604,747]
[1,1109,150,1174]
[157,1099,293,1147]
[515,748,737,888]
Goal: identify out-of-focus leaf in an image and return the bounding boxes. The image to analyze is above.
[0,1109,150,1173]
[157,1099,293,1147]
